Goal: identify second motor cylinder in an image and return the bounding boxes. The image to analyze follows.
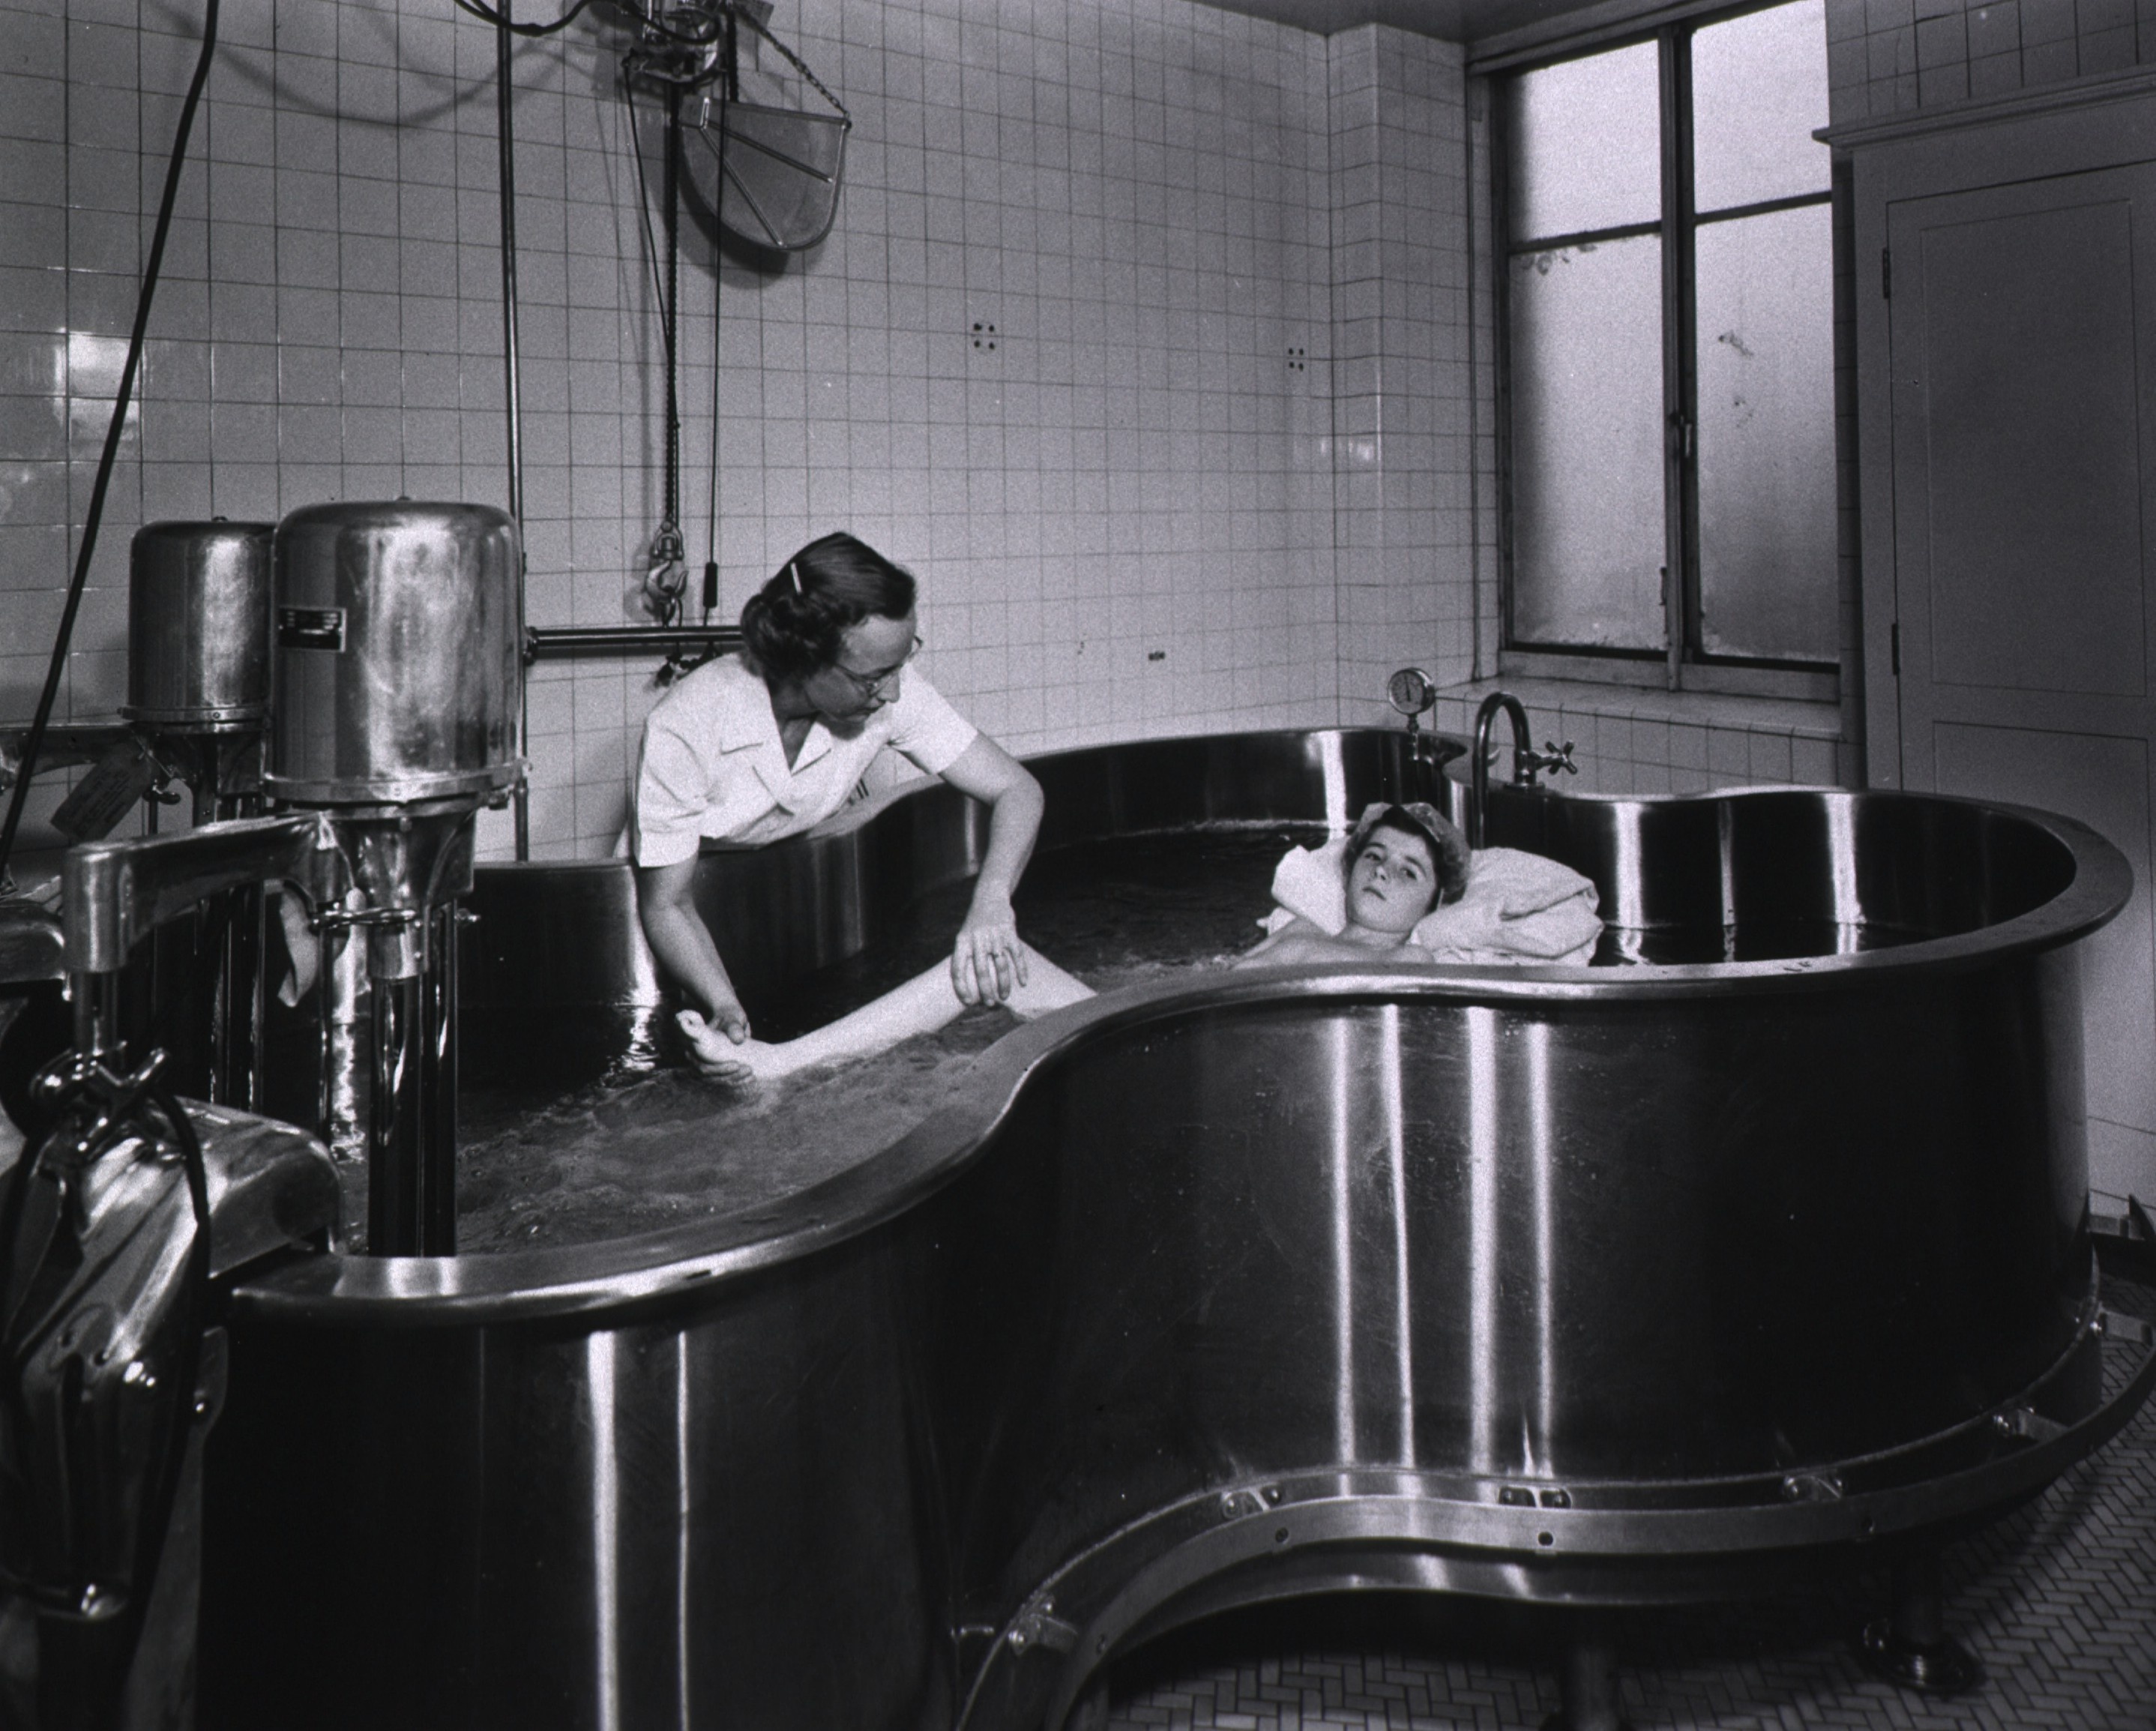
[268,500,523,808]
[127,519,277,729]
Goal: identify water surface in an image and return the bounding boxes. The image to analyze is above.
[456,828,1315,1252]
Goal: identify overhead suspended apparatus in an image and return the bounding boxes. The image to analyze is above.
[623,1,852,256]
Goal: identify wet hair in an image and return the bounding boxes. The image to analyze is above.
[1343,801,1471,912]
[738,532,917,681]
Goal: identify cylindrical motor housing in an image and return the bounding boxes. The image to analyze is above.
[126,520,276,729]
[267,501,523,807]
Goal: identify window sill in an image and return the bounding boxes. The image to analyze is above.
[1435,674,1844,741]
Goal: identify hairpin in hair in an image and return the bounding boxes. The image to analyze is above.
[786,561,802,594]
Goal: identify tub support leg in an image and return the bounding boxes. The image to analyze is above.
[1063,1677,1111,1731]
[1858,1551,1983,1695]
[1543,1613,1633,1731]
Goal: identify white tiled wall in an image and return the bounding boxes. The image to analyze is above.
[0,0,1851,867]
[1329,26,1480,726]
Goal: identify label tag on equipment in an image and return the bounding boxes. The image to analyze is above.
[52,741,158,842]
[278,606,346,651]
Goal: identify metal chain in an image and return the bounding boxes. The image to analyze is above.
[729,7,849,120]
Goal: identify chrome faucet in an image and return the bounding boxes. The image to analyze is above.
[1470,690,1577,847]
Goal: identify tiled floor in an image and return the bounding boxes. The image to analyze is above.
[1100,1268,2156,1731]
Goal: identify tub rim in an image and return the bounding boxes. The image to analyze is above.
[227,780,2130,1326]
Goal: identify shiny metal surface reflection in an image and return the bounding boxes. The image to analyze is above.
[1438,771,2080,945]
[199,729,2145,1731]
[127,520,275,729]
[267,501,523,807]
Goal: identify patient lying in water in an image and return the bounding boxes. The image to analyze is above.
[679,802,1471,1086]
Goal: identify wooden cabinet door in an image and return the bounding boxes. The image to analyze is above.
[1887,162,2156,1191]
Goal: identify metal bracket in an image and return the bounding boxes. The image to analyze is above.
[1005,1589,1079,1656]
[309,905,421,936]
[1989,1403,2068,1447]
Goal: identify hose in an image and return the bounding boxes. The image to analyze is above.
[0,0,223,891]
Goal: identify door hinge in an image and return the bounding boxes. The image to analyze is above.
[1891,620,1900,676]
[1881,247,1891,298]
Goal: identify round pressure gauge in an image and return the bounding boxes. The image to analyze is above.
[1387,666,1436,717]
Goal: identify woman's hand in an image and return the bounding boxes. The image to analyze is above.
[951,891,1029,1005]
[937,738,1043,1006]
[676,1005,762,1085]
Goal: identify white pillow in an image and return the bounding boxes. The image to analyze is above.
[1263,840,1602,955]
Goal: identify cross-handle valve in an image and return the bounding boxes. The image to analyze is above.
[1521,738,1578,782]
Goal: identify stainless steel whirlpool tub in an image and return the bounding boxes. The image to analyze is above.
[198,727,2154,1731]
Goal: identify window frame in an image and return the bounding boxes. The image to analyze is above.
[1491,3,1838,700]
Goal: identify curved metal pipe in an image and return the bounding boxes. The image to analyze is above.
[1470,690,1532,848]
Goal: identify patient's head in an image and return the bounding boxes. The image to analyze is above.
[1342,803,1471,936]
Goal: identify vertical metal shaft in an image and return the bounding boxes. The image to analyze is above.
[70,969,121,1063]
[497,10,531,862]
[211,882,263,1111]
[364,915,460,1257]
[320,924,366,1173]
[1889,1552,1945,1648]
[367,972,425,1256]
[422,903,460,1254]
[1558,1613,1626,1731]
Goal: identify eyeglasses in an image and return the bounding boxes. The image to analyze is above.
[828,634,922,701]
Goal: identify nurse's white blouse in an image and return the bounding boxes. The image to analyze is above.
[629,653,977,868]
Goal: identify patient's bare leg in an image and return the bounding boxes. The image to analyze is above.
[682,944,1094,1083]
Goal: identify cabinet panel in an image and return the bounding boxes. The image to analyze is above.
[1852,87,2156,1199]
[1915,194,2146,696]
[1888,168,2156,738]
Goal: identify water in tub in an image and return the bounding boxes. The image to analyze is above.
[454,828,1324,1252]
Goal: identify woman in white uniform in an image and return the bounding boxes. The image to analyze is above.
[633,532,1043,1078]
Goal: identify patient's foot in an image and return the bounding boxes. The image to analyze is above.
[676,1010,806,1087]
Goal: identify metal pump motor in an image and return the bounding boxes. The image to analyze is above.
[265,500,524,1254]
[125,519,277,825]
[55,500,525,1256]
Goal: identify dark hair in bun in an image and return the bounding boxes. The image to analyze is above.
[739,532,918,681]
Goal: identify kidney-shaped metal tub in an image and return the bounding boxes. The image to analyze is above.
[199,729,2154,1731]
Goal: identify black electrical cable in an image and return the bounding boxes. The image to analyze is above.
[0,0,220,889]
[624,87,671,335]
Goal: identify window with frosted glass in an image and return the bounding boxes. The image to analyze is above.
[1501,0,1836,677]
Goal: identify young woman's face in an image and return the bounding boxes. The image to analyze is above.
[1346,827,1441,935]
[803,611,919,726]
